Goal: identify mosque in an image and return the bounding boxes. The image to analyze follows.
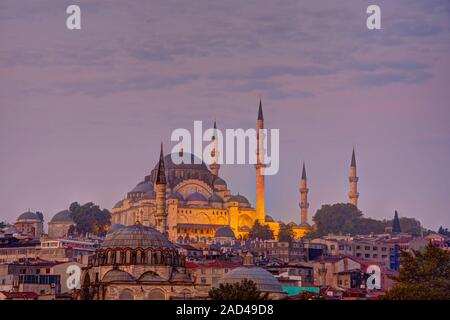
[109,101,360,242]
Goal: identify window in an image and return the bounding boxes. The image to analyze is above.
[381,247,387,252]
[365,246,370,250]
[200,278,206,284]
[373,247,378,251]
[330,245,335,250]
[365,254,370,258]
[201,268,206,275]
[373,254,378,258]
[356,245,361,250]
[339,245,344,250]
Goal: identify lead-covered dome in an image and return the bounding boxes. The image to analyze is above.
[101,224,175,249]
[17,211,42,222]
[215,226,236,239]
[102,269,135,283]
[220,267,284,293]
[50,210,74,224]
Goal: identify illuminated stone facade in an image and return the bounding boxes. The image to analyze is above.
[111,103,310,241]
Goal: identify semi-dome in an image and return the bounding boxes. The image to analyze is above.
[220,267,284,293]
[142,191,156,200]
[186,192,208,202]
[50,210,74,224]
[17,211,41,222]
[215,226,236,239]
[102,269,135,283]
[229,194,251,205]
[209,194,223,203]
[130,182,154,193]
[113,200,124,209]
[213,177,227,187]
[101,224,175,249]
[167,192,184,201]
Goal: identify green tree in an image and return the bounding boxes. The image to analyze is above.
[311,203,364,236]
[69,202,111,236]
[383,243,450,300]
[248,220,274,240]
[209,279,269,300]
[35,211,44,222]
[438,226,449,236]
[278,223,294,243]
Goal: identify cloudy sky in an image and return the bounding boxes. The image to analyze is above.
[1,0,449,230]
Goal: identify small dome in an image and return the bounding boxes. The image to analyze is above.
[107,223,125,234]
[170,270,192,283]
[167,192,184,201]
[50,210,74,224]
[3,226,18,234]
[17,211,41,222]
[186,192,208,202]
[229,194,250,205]
[213,177,227,187]
[113,200,124,209]
[209,194,223,203]
[287,222,297,227]
[138,271,165,283]
[102,269,135,283]
[265,215,274,222]
[101,224,175,249]
[220,267,284,293]
[130,182,154,193]
[215,226,236,239]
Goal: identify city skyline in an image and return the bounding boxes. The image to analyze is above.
[1,0,450,230]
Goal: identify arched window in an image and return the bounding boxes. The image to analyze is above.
[126,250,132,264]
[116,250,121,264]
[147,288,165,300]
[119,289,134,300]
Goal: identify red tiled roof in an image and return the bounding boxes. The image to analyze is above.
[186,260,241,269]
[0,291,38,300]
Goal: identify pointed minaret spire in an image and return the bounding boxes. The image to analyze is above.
[300,162,309,226]
[255,99,266,222]
[156,143,166,185]
[302,162,307,180]
[209,119,220,176]
[351,147,356,167]
[258,99,264,121]
[348,147,359,207]
[155,143,167,235]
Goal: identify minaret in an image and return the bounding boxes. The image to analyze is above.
[209,120,220,176]
[155,143,167,235]
[348,148,359,207]
[300,162,309,226]
[255,99,266,222]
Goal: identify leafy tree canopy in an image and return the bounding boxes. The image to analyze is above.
[248,220,274,240]
[278,223,294,243]
[383,244,450,300]
[209,279,269,300]
[438,226,449,236]
[69,202,111,236]
[307,203,424,237]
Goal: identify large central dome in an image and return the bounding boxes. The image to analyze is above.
[147,152,218,190]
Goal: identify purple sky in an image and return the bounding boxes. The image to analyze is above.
[1,0,449,230]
